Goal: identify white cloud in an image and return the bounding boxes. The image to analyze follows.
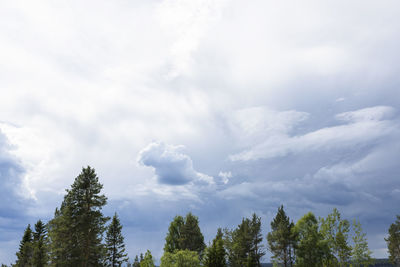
[138,141,214,186]
[230,106,397,161]
[218,171,231,184]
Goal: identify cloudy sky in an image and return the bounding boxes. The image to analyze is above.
[1,0,400,264]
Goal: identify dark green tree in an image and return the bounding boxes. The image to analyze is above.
[164,216,185,253]
[386,215,400,266]
[294,212,328,267]
[32,220,48,267]
[203,228,226,267]
[179,213,206,256]
[48,166,109,266]
[267,205,296,267]
[224,213,264,267]
[133,255,140,267]
[105,213,128,267]
[15,224,33,267]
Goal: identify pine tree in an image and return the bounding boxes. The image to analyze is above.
[385,215,400,266]
[203,228,227,267]
[15,224,34,267]
[48,166,109,266]
[32,220,48,267]
[105,213,128,267]
[267,206,296,267]
[224,213,264,267]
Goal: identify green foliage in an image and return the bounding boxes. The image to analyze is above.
[224,213,265,267]
[15,224,33,267]
[164,216,185,253]
[160,250,200,267]
[352,220,374,267]
[267,205,296,267]
[133,255,140,267]
[203,228,227,267]
[385,215,400,266]
[105,213,128,267]
[48,166,109,266]
[32,220,49,267]
[164,213,206,256]
[140,250,155,267]
[294,212,328,267]
[319,208,352,266]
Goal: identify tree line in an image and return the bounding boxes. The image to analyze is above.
[5,166,400,266]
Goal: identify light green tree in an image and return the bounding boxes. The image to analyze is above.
[140,250,155,267]
[351,220,373,267]
[160,250,200,267]
[164,216,185,253]
[319,208,352,267]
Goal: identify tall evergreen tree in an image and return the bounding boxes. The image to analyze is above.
[32,220,48,267]
[352,220,373,267]
[385,215,400,266]
[48,166,109,266]
[15,224,33,267]
[267,205,296,267]
[224,213,264,267]
[203,228,227,267]
[180,213,206,256]
[105,213,128,267]
[133,255,140,267]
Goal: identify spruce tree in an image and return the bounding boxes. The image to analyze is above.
[15,224,33,267]
[179,213,206,256]
[48,166,109,266]
[133,255,140,267]
[203,228,226,267]
[105,213,128,267]
[32,220,48,267]
[267,205,296,267]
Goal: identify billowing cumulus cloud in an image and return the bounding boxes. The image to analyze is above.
[138,142,214,185]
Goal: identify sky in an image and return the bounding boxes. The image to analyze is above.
[1,0,400,264]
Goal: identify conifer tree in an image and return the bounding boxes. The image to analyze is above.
[48,166,109,266]
[267,205,296,267]
[133,255,140,267]
[203,228,226,267]
[32,220,48,267]
[105,213,128,267]
[15,224,33,267]
[180,213,206,256]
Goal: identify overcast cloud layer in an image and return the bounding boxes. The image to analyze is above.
[1,0,400,264]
